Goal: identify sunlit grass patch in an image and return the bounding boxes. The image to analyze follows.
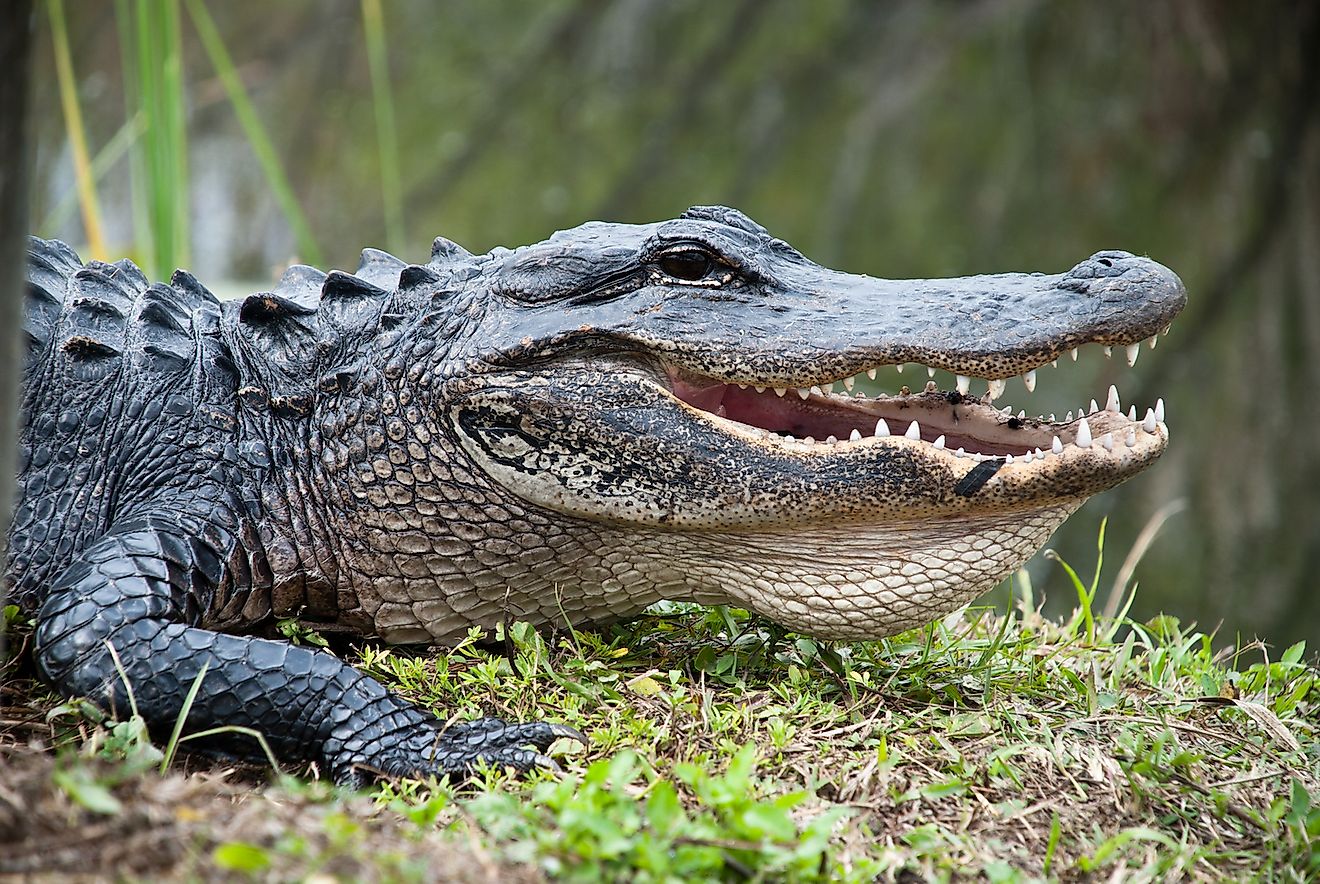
[348,562,1318,881]
[4,530,1317,881]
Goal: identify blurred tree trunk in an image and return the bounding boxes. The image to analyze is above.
[0,0,33,643]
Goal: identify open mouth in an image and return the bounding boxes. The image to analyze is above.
[664,334,1169,464]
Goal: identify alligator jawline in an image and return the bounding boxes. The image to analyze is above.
[663,343,1170,464]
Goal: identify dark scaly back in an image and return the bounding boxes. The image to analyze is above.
[221,238,469,421]
[10,236,473,614]
[7,238,237,611]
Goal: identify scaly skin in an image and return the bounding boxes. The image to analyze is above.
[6,207,1185,782]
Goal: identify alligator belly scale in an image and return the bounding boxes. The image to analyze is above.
[6,206,1186,782]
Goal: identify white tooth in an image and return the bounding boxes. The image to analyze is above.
[853,391,867,398]
[1128,405,1137,421]
[956,375,971,395]
[1126,429,1137,447]
[927,366,936,378]
[1106,385,1121,412]
[933,434,946,449]
[905,420,922,440]
[1018,410,1026,419]
[866,367,877,380]
[798,388,811,399]
[1052,435,1063,455]
[1023,370,1037,392]
[1103,346,1112,358]
[1023,451,1033,463]
[1065,411,1074,422]
[754,385,766,393]
[803,436,815,445]
[848,428,862,442]
[822,383,835,394]
[1035,448,1046,459]
[988,378,1007,400]
[842,376,855,391]
[924,380,939,394]
[737,383,747,389]
[826,435,837,444]
[1089,399,1099,414]
[1051,359,1058,368]
[1155,398,1165,423]
[1161,325,1171,336]
[1143,409,1157,433]
[1101,432,1114,451]
[1005,454,1014,464]
[875,419,890,437]
[1001,405,1013,416]
[774,387,787,397]
[1070,348,1079,362]
[1076,417,1093,448]
[1148,335,1158,350]
[895,363,904,373]
[1125,343,1140,366]
[956,447,966,458]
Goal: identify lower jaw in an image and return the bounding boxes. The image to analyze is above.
[631,502,1079,639]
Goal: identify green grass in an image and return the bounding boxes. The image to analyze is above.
[49,2,323,274]
[15,532,1318,881]
[361,0,406,256]
[24,7,1320,878]
[183,0,322,266]
[46,0,107,261]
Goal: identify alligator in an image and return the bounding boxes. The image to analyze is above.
[6,206,1185,784]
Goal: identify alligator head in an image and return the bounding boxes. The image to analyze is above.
[390,206,1185,640]
[262,206,1186,641]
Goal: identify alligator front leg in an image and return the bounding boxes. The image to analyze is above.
[33,514,579,786]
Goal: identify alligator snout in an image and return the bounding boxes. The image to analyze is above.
[1063,249,1186,303]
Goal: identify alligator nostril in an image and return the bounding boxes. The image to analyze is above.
[1097,258,1113,268]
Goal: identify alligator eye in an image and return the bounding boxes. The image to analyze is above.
[658,250,714,281]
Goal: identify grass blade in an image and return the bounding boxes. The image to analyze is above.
[161,660,209,773]
[114,0,152,263]
[361,0,406,254]
[38,112,145,237]
[183,0,323,266]
[133,0,189,277]
[46,0,107,259]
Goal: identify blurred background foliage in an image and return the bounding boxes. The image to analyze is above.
[25,1,1320,647]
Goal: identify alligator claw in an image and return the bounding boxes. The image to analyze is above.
[548,723,589,744]
[326,704,584,788]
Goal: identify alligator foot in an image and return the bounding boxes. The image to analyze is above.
[324,692,587,788]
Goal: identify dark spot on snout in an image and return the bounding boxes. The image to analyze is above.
[954,459,1004,496]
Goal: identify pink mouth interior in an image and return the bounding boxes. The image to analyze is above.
[675,378,872,439]
[668,371,1054,457]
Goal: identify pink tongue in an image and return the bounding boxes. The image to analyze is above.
[672,378,862,438]
[680,382,729,413]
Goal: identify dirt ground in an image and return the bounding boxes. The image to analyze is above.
[0,678,542,882]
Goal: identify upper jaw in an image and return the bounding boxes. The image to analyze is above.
[654,329,1172,493]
